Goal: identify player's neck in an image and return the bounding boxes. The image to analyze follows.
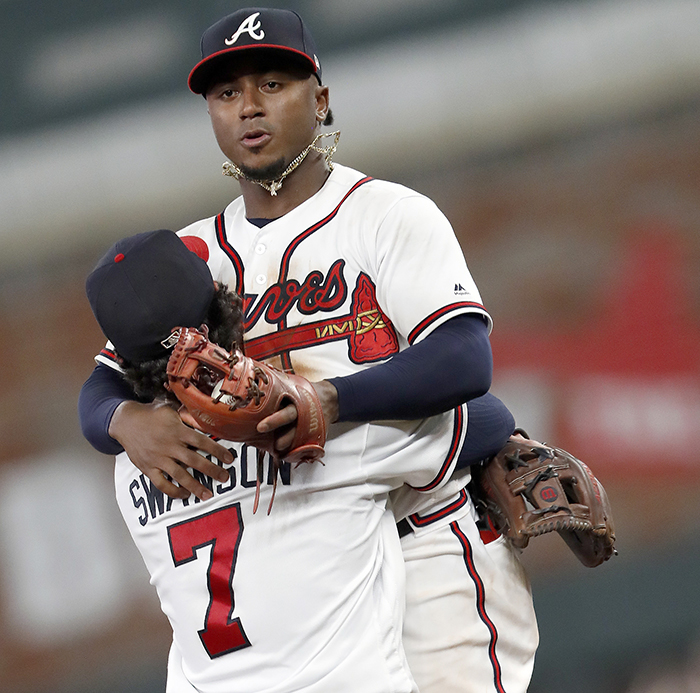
[240,154,331,220]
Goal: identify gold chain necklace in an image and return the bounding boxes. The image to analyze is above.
[222,130,341,196]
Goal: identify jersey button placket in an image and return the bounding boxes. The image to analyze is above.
[248,233,272,289]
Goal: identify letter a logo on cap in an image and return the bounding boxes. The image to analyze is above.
[225,12,265,45]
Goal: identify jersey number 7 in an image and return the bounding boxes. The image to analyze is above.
[168,503,252,658]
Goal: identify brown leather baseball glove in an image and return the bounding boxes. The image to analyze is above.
[470,433,617,567]
[166,326,326,513]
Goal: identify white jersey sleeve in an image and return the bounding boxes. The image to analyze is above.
[361,189,491,344]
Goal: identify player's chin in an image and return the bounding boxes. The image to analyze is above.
[238,157,287,182]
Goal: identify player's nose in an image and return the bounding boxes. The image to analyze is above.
[239,86,264,119]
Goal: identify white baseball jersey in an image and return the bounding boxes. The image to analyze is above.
[100,163,502,691]
[115,423,456,693]
[96,163,493,522]
[170,162,492,519]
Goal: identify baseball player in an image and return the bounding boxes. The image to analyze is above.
[85,227,518,693]
[79,8,538,692]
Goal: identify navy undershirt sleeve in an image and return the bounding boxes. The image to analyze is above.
[78,364,136,455]
[329,313,492,422]
[79,314,504,466]
[456,393,515,469]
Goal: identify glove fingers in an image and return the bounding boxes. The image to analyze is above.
[471,435,617,567]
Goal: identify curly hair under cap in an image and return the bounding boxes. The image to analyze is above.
[121,284,244,403]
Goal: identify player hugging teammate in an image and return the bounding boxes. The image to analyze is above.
[74,8,580,693]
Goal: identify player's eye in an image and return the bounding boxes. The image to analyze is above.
[212,84,238,99]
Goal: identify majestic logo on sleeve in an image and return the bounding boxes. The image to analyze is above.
[225,12,265,45]
[244,262,399,364]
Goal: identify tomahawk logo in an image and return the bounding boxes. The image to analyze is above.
[225,12,265,45]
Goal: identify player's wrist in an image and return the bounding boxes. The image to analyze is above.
[108,400,164,442]
[312,380,339,424]
[108,400,139,442]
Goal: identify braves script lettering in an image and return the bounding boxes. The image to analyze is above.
[225,12,265,45]
[244,272,400,364]
[244,259,347,329]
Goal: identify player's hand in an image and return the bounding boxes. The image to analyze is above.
[109,400,232,501]
[256,379,338,453]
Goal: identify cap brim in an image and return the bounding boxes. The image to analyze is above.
[188,45,319,94]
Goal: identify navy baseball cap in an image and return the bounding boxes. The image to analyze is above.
[86,229,215,363]
[188,7,322,95]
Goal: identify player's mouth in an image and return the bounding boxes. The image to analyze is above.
[241,130,271,148]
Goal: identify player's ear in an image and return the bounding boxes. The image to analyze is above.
[315,85,330,123]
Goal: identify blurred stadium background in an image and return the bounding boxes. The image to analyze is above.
[1,0,699,691]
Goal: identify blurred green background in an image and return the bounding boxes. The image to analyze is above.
[1,1,699,691]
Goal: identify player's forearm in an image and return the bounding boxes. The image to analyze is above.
[78,364,136,454]
[329,313,492,422]
[311,379,339,424]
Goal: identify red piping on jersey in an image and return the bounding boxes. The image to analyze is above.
[409,404,465,493]
[407,488,500,546]
[408,302,487,345]
[278,176,373,280]
[450,521,506,693]
[408,488,469,527]
[98,347,119,364]
[215,212,245,294]
[269,175,373,371]
[214,177,374,370]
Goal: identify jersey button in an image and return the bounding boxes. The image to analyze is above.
[255,243,266,254]
[255,274,266,285]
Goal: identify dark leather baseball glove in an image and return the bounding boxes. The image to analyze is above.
[166,326,326,513]
[470,433,617,567]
